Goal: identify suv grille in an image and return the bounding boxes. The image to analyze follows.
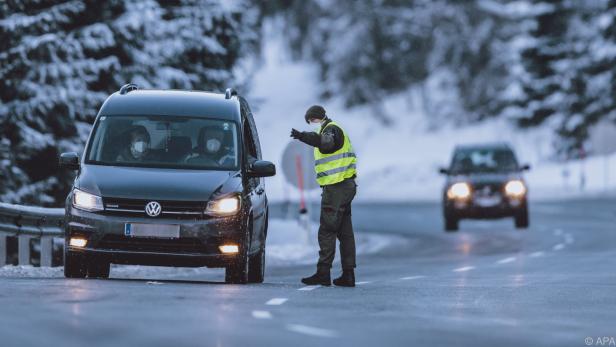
[472,183,503,196]
[103,197,206,219]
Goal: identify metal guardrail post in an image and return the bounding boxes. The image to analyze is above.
[0,202,64,267]
[18,235,31,265]
[0,235,5,266]
[40,236,53,267]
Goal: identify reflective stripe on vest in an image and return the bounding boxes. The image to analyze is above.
[314,152,357,166]
[316,164,357,178]
[314,121,357,186]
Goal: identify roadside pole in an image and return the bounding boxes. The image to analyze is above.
[281,141,319,245]
[295,155,311,244]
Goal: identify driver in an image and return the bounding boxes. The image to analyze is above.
[186,126,234,167]
[116,126,152,162]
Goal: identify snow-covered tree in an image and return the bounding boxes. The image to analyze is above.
[0,0,259,205]
[514,0,614,155]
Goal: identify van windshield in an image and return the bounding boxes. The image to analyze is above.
[85,115,239,170]
[449,148,519,174]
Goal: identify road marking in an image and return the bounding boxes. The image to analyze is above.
[564,234,574,244]
[496,257,516,264]
[529,251,544,258]
[146,281,163,285]
[252,310,272,319]
[356,281,371,285]
[400,275,425,280]
[553,228,563,236]
[286,324,338,338]
[553,244,565,251]
[266,298,288,306]
[298,285,321,291]
[453,266,475,272]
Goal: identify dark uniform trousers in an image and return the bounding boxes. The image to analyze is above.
[317,178,357,272]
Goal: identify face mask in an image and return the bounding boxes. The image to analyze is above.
[311,120,323,131]
[206,139,221,153]
[130,139,148,158]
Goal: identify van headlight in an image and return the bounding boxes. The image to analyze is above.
[206,196,241,216]
[505,180,526,198]
[447,182,471,200]
[72,189,104,212]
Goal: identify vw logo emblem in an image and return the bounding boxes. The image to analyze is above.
[145,201,162,217]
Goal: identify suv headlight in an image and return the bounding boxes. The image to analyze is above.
[72,189,104,212]
[505,180,526,197]
[206,195,241,216]
[447,182,471,200]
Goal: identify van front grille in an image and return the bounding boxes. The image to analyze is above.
[103,197,206,219]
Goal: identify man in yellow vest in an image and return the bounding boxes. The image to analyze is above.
[290,105,358,287]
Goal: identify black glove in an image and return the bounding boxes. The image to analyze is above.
[290,128,304,140]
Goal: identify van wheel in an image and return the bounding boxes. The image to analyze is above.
[515,208,529,229]
[248,247,265,283]
[445,217,459,232]
[87,257,110,279]
[64,251,87,278]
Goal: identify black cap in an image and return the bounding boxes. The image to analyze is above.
[304,105,326,123]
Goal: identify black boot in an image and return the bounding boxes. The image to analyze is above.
[301,270,331,286]
[333,270,355,287]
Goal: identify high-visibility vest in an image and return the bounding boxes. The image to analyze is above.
[314,121,357,186]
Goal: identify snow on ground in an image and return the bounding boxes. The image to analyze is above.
[250,23,616,203]
[0,218,401,278]
[265,218,400,266]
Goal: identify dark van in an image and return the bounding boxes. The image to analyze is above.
[59,85,275,284]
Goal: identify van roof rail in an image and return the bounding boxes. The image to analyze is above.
[119,83,139,95]
[225,88,237,99]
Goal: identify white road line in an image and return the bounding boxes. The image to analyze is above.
[298,285,321,291]
[400,275,425,280]
[553,243,565,251]
[286,324,338,338]
[146,281,163,285]
[252,310,272,319]
[265,298,288,306]
[453,266,475,272]
[496,257,516,264]
[553,228,563,236]
[529,251,545,258]
[356,281,371,285]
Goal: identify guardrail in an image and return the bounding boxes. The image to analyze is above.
[0,203,64,267]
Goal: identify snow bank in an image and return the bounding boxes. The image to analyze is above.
[266,218,399,266]
[0,265,63,278]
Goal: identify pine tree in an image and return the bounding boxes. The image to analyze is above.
[0,0,259,205]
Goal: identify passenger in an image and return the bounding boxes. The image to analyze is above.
[116,126,152,163]
[186,126,234,167]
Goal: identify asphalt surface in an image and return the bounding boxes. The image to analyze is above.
[0,198,615,347]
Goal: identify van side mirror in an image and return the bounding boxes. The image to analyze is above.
[521,164,531,171]
[248,160,276,177]
[59,152,80,170]
[439,167,449,175]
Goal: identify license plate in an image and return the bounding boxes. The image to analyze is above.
[124,223,180,238]
[475,196,501,207]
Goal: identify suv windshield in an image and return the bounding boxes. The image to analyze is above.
[86,115,239,170]
[450,148,519,174]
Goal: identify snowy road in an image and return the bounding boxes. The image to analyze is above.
[0,199,615,347]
